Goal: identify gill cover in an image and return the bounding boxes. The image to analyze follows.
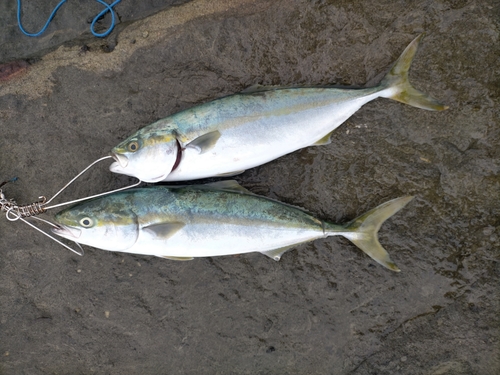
[110,133,180,183]
[52,199,140,252]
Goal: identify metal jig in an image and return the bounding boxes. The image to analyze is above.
[1,156,142,256]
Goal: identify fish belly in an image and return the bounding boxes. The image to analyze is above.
[165,89,380,181]
[125,222,324,258]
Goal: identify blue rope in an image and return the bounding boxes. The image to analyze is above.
[17,0,122,38]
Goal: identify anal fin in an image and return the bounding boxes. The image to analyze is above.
[261,246,296,261]
[215,170,246,177]
[312,131,334,146]
[161,256,194,261]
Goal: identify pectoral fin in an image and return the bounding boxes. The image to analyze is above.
[261,246,295,261]
[312,131,334,146]
[187,130,221,154]
[161,256,194,261]
[143,222,185,240]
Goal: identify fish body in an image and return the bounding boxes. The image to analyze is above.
[110,35,447,182]
[52,181,414,271]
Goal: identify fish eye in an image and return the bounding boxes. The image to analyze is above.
[128,141,139,152]
[79,217,94,228]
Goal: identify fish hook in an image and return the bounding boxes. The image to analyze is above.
[4,205,85,256]
[1,156,142,256]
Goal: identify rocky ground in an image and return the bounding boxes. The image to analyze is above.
[0,0,498,374]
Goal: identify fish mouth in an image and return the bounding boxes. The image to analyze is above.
[52,224,82,239]
[111,152,129,168]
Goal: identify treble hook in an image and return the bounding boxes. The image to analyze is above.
[1,156,142,256]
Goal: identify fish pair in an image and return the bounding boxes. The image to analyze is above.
[53,35,447,271]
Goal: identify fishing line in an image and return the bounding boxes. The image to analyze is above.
[43,156,141,210]
[17,0,122,38]
[0,155,141,255]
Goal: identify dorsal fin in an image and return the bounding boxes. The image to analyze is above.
[240,84,295,94]
[167,182,314,215]
[206,181,315,215]
[241,84,337,94]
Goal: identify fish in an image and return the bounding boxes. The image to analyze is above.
[52,180,414,272]
[109,35,447,182]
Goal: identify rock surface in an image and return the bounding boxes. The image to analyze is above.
[0,0,498,374]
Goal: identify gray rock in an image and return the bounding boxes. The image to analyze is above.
[0,0,498,374]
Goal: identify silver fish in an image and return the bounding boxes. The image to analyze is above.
[109,35,447,182]
[52,181,414,271]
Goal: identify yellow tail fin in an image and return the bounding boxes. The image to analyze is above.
[380,34,448,111]
[340,196,414,272]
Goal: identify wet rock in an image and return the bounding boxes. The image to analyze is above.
[0,0,498,374]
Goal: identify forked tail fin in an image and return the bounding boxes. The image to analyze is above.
[379,34,448,111]
[337,196,414,272]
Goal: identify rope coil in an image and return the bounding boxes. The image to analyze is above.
[17,0,122,38]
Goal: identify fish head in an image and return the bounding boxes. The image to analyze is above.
[110,131,180,183]
[52,198,139,252]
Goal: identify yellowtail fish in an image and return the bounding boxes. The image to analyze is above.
[109,35,447,182]
[52,181,414,271]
